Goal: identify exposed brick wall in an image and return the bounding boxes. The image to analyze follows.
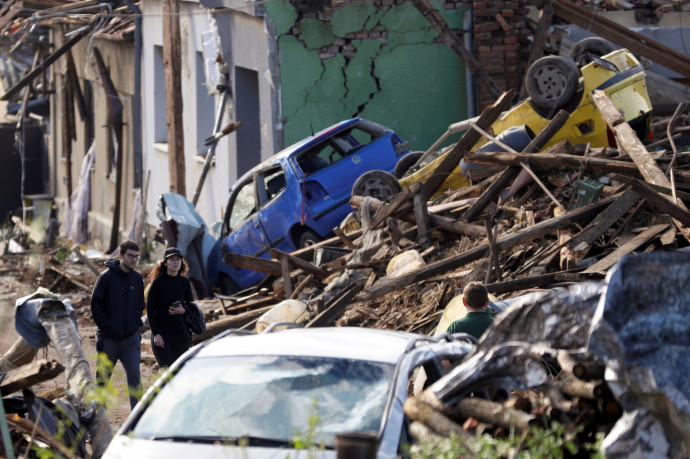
[278,0,531,110]
[473,0,532,109]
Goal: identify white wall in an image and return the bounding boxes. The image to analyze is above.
[141,0,281,234]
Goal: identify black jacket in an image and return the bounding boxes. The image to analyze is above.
[90,259,145,339]
[146,271,194,341]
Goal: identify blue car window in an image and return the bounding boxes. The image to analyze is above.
[229,180,257,230]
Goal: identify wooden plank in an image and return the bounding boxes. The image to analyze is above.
[306,283,361,328]
[192,305,274,343]
[357,193,618,301]
[423,90,516,199]
[0,359,64,395]
[629,180,690,227]
[486,272,585,296]
[552,0,690,81]
[351,195,487,238]
[566,189,641,257]
[223,252,282,276]
[583,223,671,274]
[368,181,419,230]
[332,226,356,249]
[462,151,690,183]
[280,253,292,298]
[462,109,571,222]
[269,248,330,279]
[592,90,690,242]
[413,186,431,246]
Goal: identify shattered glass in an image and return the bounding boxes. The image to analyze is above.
[131,355,394,447]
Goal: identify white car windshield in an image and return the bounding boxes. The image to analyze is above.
[131,355,395,447]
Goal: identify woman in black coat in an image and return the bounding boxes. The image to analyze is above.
[146,247,194,368]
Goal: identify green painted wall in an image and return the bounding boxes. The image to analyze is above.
[264,1,469,151]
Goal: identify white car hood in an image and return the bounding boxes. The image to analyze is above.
[103,436,337,459]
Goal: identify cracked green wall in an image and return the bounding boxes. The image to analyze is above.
[265,1,469,150]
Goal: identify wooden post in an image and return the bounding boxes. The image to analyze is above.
[412,186,431,247]
[591,89,690,242]
[163,0,185,196]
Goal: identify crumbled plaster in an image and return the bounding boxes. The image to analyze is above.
[265,0,470,150]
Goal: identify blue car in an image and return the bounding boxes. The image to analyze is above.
[207,118,411,293]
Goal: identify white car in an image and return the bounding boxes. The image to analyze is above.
[103,326,474,458]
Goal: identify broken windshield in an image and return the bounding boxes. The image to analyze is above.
[130,355,394,447]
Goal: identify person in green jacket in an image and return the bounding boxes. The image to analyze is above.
[446,281,494,340]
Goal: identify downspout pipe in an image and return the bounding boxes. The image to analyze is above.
[124,0,143,188]
[464,8,475,119]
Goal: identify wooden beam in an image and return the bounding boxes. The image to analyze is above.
[591,90,690,242]
[462,109,571,222]
[1,23,93,101]
[486,272,585,295]
[223,252,282,276]
[629,180,690,227]
[269,248,330,279]
[0,359,64,395]
[551,0,690,81]
[583,223,670,274]
[357,193,617,301]
[306,283,361,328]
[410,0,502,99]
[566,189,641,258]
[462,151,690,183]
[192,305,274,343]
[423,91,516,199]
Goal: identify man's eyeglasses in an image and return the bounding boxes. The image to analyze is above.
[124,253,140,260]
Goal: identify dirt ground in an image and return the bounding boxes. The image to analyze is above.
[0,259,161,432]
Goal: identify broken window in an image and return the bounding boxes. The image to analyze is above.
[260,166,286,204]
[227,178,256,231]
[129,355,394,448]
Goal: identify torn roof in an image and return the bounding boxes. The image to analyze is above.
[0,0,138,103]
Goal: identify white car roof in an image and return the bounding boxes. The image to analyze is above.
[193,327,423,365]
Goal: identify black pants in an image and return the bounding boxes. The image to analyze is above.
[96,333,141,409]
[151,335,190,368]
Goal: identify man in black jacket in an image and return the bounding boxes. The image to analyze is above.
[91,240,145,410]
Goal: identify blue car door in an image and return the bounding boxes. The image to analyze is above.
[220,176,272,289]
[256,166,298,253]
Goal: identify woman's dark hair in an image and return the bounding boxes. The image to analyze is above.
[146,256,189,283]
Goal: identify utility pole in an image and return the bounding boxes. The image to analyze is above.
[163,0,185,196]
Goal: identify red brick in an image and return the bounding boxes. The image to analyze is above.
[501,9,514,17]
[473,1,488,8]
[512,21,526,29]
[495,13,514,34]
[484,65,505,74]
[505,57,518,65]
[474,32,492,41]
[477,45,492,52]
[504,36,518,44]
[492,43,518,51]
[474,8,500,17]
[504,1,519,8]
[504,51,518,58]
[478,50,504,59]
[475,22,500,32]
